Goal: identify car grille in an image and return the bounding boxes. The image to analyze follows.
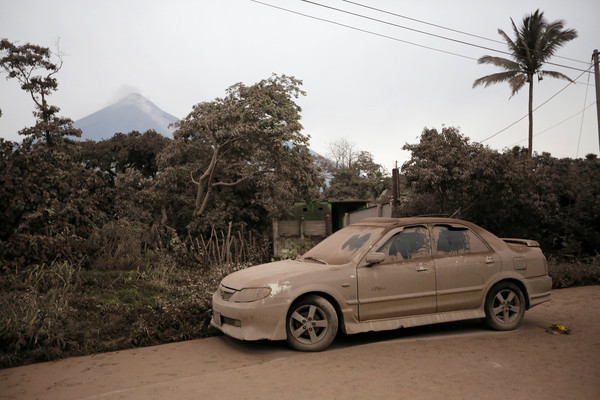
[222,316,241,327]
[220,285,235,301]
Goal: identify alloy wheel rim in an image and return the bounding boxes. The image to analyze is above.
[289,304,329,344]
[491,289,522,324]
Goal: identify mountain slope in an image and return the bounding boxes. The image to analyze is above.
[74,93,179,141]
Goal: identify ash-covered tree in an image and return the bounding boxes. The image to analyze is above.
[401,126,494,216]
[0,40,110,268]
[0,38,80,145]
[160,74,322,232]
[401,126,600,255]
[321,138,389,201]
[79,130,171,184]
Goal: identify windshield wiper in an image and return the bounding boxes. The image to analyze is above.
[303,256,329,265]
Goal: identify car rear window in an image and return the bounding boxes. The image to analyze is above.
[433,225,490,255]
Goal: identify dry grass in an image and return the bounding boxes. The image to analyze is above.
[0,258,245,368]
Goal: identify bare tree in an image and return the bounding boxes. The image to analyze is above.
[327,138,357,169]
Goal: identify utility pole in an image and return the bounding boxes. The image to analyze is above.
[391,163,400,218]
[594,49,600,153]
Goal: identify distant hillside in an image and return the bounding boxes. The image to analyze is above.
[74,93,179,141]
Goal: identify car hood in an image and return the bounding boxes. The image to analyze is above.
[220,259,327,292]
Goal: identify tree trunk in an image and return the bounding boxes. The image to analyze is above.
[193,148,219,216]
[198,183,213,216]
[528,77,534,157]
[194,175,208,216]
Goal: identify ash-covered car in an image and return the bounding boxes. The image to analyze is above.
[212,217,551,351]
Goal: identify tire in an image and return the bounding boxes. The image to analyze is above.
[484,282,526,331]
[286,295,338,352]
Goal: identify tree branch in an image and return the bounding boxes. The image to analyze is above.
[211,176,249,187]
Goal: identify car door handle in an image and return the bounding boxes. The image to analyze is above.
[416,264,429,272]
[485,256,495,264]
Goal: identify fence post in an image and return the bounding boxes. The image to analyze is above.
[272,217,279,259]
[325,214,332,236]
[226,221,232,264]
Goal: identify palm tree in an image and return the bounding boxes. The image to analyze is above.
[473,10,577,156]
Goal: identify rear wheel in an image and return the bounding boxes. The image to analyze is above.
[484,282,526,330]
[286,295,338,352]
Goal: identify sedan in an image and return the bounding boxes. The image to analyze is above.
[211,217,551,351]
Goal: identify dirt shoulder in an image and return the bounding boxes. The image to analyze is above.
[1,286,599,400]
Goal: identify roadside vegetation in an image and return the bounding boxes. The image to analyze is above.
[548,256,600,289]
[0,250,253,368]
[1,38,598,368]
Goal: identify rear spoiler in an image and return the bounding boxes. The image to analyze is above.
[502,238,540,247]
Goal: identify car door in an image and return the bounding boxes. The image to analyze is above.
[432,224,501,312]
[357,225,436,321]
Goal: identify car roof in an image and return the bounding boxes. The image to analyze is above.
[353,217,480,230]
[352,217,500,242]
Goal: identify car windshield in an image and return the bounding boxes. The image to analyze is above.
[302,225,384,265]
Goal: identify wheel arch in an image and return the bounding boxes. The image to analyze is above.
[287,291,347,334]
[487,278,530,309]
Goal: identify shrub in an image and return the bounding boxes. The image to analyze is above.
[548,256,600,288]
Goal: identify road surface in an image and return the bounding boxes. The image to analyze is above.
[1,286,599,400]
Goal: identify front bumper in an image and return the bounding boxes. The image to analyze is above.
[211,291,291,341]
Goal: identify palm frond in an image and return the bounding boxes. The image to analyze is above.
[510,18,521,44]
[541,23,578,59]
[477,56,521,71]
[539,70,574,82]
[508,75,527,97]
[473,71,519,88]
[508,18,534,69]
[498,28,519,57]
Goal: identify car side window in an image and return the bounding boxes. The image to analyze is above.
[433,225,489,256]
[377,226,431,262]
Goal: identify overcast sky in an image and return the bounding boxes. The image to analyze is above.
[1,0,598,169]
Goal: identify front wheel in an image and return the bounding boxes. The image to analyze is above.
[484,282,526,330]
[286,295,338,352]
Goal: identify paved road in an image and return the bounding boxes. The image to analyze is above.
[1,286,599,400]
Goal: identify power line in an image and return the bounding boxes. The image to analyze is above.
[253,0,589,73]
[481,64,595,144]
[342,0,590,66]
[507,101,596,148]
[300,0,589,73]
[249,0,477,60]
[575,80,595,87]
[301,1,513,57]
[480,115,528,144]
[577,66,593,157]
[343,0,505,44]
[306,0,597,139]
[251,0,594,147]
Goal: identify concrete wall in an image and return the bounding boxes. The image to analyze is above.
[272,218,330,259]
[345,203,392,226]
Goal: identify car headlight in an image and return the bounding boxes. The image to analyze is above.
[230,287,272,302]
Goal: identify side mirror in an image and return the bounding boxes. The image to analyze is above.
[365,252,385,265]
